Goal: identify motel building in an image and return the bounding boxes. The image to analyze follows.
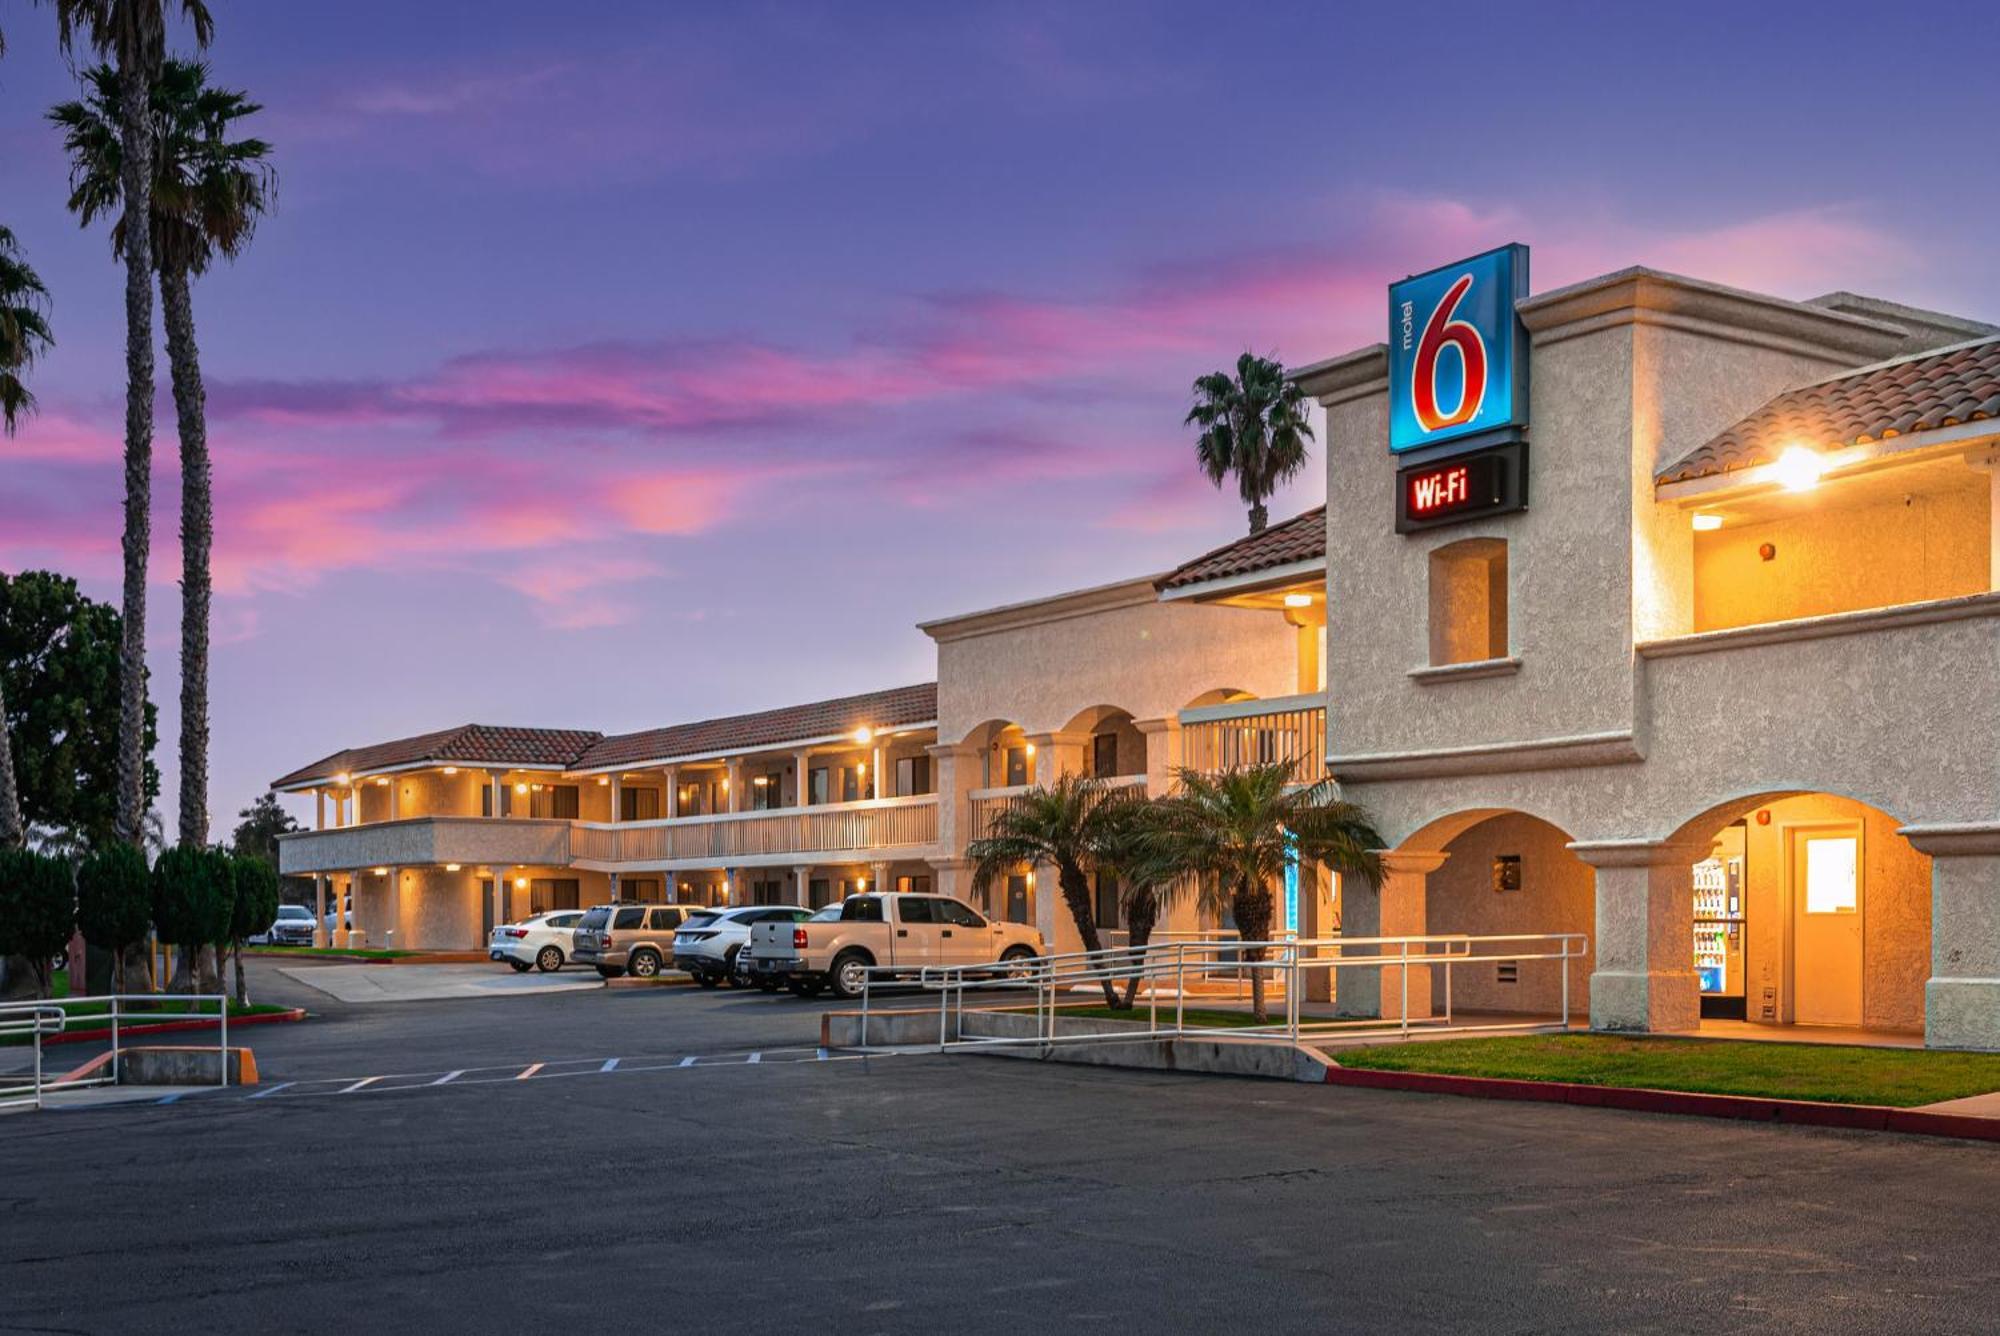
[276,247,1997,1051]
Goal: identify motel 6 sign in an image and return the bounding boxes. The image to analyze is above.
[1387,244,1532,533]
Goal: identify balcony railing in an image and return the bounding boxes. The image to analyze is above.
[1178,693,1327,779]
[968,775,1147,840]
[571,793,940,866]
[277,817,573,876]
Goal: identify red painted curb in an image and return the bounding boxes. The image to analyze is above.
[40,1008,307,1047]
[1322,1063,2000,1143]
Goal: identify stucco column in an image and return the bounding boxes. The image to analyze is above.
[793,750,812,807]
[490,873,504,932]
[1571,839,1702,1035]
[1297,862,1335,1003]
[727,759,744,813]
[661,767,678,818]
[334,873,353,947]
[1902,824,2000,1050]
[315,788,325,831]
[1973,451,1999,590]
[792,864,812,906]
[313,874,328,948]
[488,770,504,819]
[388,780,400,822]
[1028,731,1086,786]
[870,860,891,895]
[1336,850,1440,1020]
[929,855,970,906]
[608,774,622,823]
[1135,716,1182,796]
[385,866,402,949]
[871,744,885,800]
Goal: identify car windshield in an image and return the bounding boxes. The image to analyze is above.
[276,906,313,920]
[681,912,721,930]
[577,907,610,931]
[807,904,843,922]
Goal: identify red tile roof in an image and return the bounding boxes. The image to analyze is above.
[1658,336,2000,484]
[1157,507,1326,592]
[270,724,605,790]
[574,683,937,770]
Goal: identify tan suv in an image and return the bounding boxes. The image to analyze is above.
[571,902,704,979]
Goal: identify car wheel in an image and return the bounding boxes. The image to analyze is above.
[695,972,721,989]
[827,952,872,1000]
[722,947,744,988]
[508,960,533,974]
[997,945,1038,981]
[596,966,624,979]
[535,945,564,973]
[628,949,662,979]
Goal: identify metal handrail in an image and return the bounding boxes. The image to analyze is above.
[0,993,234,1112]
[854,933,1589,1053]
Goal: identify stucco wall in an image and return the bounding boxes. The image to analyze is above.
[933,585,1295,744]
[1426,813,1593,1017]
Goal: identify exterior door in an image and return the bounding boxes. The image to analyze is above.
[1790,825,1863,1027]
[890,895,947,966]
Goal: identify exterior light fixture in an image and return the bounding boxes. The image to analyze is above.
[1691,513,1724,532]
[374,777,389,786]
[1024,743,1036,757]
[1772,444,1826,492]
[1283,592,1314,608]
[514,876,528,890]
[853,727,874,744]
[333,771,350,787]
[371,866,388,876]
[597,775,609,786]
[442,766,458,775]
[753,775,769,786]
[856,876,868,890]
[514,782,529,795]
[445,863,462,872]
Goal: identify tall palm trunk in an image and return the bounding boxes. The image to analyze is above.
[161,262,210,849]
[1233,875,1275,1023]
[1118,890,1158,1010]
[112,65,158,851]
[0,674,20,849]
[1056,861,1120,1008]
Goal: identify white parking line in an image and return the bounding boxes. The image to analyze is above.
[678,1056,698,1068]
[746,1052,762,1064]
[247,1081,296,1100]
[517,1063,544,1080]
[338,1076,381,1094]
[430,1070,463,1086]
[600,1057,619,1072]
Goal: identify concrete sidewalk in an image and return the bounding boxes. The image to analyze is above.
[279,963,608,1004]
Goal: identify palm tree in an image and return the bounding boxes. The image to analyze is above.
[52,59,274,848]
[1147,762,1384,1022]
[41,0,215,849]
[0,227,54,856]
[1186,352,1314,534]
[965,773,1142,1008]
[1090,798,1184,1009]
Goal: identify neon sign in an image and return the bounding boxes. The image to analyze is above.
[1387,245,1529,455]
[1395,441,1526,534]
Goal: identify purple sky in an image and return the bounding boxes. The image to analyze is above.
[3,1,1998,838]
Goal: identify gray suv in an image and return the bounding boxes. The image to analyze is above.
[572,902,703,979]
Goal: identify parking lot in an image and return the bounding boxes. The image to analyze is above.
[5,958,1999,1334]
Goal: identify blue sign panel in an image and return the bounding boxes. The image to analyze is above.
[1387,244,1529,455]
[1283,829,1300,936]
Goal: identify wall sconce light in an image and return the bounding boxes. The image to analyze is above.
[442,766,458,775]
[854,727,874,744]
[514,782,529,795]
[371,866,387,876]
[333,772,351,787]
[597,776,609,786]
[374,777,389,786]
[1283,592,1314,608]
[1772,444,1826,492]
[445,863,462,872]
[514,876,528,890]
[1691,513,1723,532]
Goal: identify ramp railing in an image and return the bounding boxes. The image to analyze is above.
[0,994,234,1112]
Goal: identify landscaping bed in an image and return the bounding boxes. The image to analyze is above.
[3,996,300,1046]
[241,945,420,961]
[1336,1033,2000,1108]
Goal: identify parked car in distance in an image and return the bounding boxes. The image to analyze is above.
[572,902,705,979]
[673,905,813,988]
[748,892,1042,999]
[249,903,318,946]
[488,910,587,973]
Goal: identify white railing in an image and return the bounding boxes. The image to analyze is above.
[854,932,1588,1053]
[573,793,940,864]
[1178,693,1326,778]
[0,993,234,1112]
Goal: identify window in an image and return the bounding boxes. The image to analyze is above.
[1804,836,1860,914]
[840,896,884,923]
[549,913,583,928]
[809,878,833,908]
[894,874,932,894]
[894,755,932,797]
[613,907,646,930]
[1094,872,1120,929]
[1004,746,1028,787]
[648,907,684,930]
[896,897,937,924]
[622,878,662,903]
[619,787,660,821]
[809,767,830,806]
[751,878,785,905]
[530,878,580,913]
[1092,733,1119,779]
[1428,537,1508,667]
[527,784,580,819]
[750,774,783,811]
[937,899,985,929]
[841,766,861,803]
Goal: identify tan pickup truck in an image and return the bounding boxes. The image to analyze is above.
[746,892,1043,999]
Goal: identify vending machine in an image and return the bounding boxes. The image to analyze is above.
[1693,822,1748,1019]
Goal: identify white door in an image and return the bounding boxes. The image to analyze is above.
[1790,826,1862,1027]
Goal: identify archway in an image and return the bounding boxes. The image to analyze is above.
[1667,791,1928,1035]
[1060,704,1146,781]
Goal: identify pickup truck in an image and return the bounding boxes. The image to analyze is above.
[746,892,1042,999]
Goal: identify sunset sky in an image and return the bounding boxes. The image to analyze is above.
[3,0,1997,836]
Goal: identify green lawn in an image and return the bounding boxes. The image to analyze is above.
[1337,1033,2000,1108]
[2,994,292,1046]
[1064,1005,1276,1030]
[241,945,418,960]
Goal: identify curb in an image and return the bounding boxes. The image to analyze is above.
[40,1008,308,1047]
[1321,1064,2000,1143]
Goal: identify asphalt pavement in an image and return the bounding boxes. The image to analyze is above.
[3,958,1997,1334]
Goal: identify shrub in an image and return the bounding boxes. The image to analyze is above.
[0,847,76,996]
[152,844,234,975]
[76,843,153,991]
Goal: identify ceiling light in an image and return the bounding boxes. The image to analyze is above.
[333,772,350,787]
[514,782,529,795]
[442,766,458,775]
[445,863,462,872]
[371,866,387,876]
[514,877,528,890]
[374,777,389,786]
[853,727,874,744]
[1772,445,1825,492]
[597,776,609,786]
[1283,592,1314,608]
[1691,513,1723,532]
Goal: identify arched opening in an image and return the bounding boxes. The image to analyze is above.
[1060,704,1146,781]
[1406,808,1592,1024]
[959,719,1031,789]
[1182,687,1256,710]
[959,718,1036,927]
[1668,791,1929,1035]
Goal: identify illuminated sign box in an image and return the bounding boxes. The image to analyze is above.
[1395,440,1527,534]
[1387,244,1529,456]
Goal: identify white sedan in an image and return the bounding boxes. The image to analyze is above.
[488,911,586,973]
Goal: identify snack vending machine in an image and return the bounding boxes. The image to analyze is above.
[1693,821,1748,1019]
